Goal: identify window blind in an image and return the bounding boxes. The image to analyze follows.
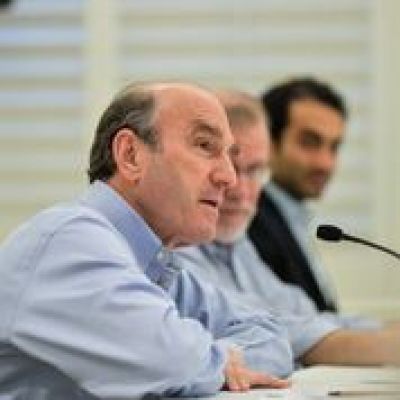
[0,0,85,238]
[117,0,374,236]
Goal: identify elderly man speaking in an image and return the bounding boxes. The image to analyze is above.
[0,82,292,399]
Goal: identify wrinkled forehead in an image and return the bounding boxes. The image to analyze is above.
[231,113,270,145]
[154,84,225,118]
[231,121,270,163]
[152,84,233,142]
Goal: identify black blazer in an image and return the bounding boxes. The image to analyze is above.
[248,190,338,312]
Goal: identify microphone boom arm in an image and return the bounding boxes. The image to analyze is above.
[342,233,400,260]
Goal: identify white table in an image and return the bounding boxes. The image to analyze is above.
[195,366,400,400]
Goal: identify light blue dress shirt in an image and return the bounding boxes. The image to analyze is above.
[175,238,381,360]
[0,181,293,399]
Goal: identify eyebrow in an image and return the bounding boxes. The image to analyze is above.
[192,119,223,139]
[191,118,236,151]
[301,128,343,146]
[250,160,270,169]
[300,128,323,138]
[229,143,240,157]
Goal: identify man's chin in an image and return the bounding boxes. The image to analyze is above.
[215,225,249,244]
[305,186,326,199]
[297,181,326,199]
[304,176,330,198]
[171,226,216,248]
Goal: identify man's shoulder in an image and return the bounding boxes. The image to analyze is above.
[0,202,128,336]
[250,192,287,243]
[256,190,286,221]
[0,201,123,267]
[27,202,115,240]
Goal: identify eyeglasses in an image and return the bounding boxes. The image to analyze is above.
[234,164,271,184]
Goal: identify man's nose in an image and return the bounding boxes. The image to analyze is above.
[316,148,336,172]
[213,154,237,189]
[227,173,251,201]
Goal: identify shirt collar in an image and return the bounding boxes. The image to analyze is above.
[265,181,312,225]
[200,237,247,268]
[79,180,166,277]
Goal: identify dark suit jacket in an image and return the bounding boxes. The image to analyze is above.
[248,189,338,312]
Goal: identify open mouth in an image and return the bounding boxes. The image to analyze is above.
[201,199,219,209]
[220,208,249,216]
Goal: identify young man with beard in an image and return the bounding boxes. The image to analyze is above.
[249,77,348,312]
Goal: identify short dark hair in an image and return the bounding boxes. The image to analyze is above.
[88,84,157,183]
[261,77,347,143]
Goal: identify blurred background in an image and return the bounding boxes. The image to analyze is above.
[0,0,399,318]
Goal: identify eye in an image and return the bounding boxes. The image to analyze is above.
[238,164,269,183]
[300,133,321,149]
[197,138,213,151]
[193,136,219,155]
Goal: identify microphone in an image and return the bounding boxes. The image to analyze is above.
[316,224,400,260]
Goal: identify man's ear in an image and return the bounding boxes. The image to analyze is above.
[111,128,146,183]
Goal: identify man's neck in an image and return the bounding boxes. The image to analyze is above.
[270,178,305,202]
